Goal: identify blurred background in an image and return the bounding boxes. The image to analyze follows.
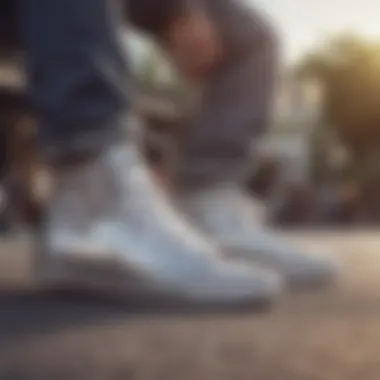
[3,0,380,230]
[123,0,380,229]
[3,2,380,380]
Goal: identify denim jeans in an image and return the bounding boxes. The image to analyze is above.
[19,0,129,163]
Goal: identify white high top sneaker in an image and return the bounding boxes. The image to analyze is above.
[37,143,282,307]
[179,184,339,290]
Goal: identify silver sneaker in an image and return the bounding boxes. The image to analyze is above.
[179,184,339,290]
[36,144,282,307]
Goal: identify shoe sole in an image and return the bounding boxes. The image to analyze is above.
[223,247,337,294]
[286,274,337,293]
[34,249,274,313]
[32,216,275,313]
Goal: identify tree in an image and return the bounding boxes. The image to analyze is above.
[296,34,380,184]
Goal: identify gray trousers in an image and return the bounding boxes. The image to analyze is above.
[16,0,278,188]
[177,36,278,188]
[175,0,279,188]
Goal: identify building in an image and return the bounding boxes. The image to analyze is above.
[256,74,323,184]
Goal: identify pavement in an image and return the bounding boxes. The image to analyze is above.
[0,231,380,380]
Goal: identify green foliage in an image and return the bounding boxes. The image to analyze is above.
[296,34,380,184]
[296,34,380,156]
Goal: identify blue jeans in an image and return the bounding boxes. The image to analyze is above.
[20,0,129,163]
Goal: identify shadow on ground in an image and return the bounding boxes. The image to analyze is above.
[2,233,380,380]
[0,289,273,342]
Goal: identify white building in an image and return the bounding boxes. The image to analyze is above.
[256,75,323,184]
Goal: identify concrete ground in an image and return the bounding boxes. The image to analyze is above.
[0,231,380,380]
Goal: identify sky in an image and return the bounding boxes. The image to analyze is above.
[254,0,380,61]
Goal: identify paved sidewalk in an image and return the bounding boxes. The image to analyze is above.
[0,232,379,380]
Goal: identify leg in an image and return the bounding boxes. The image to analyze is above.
[19,0,281,306]
[20,0,128,163]
[176,6,278,189]
[176,1,339,290]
